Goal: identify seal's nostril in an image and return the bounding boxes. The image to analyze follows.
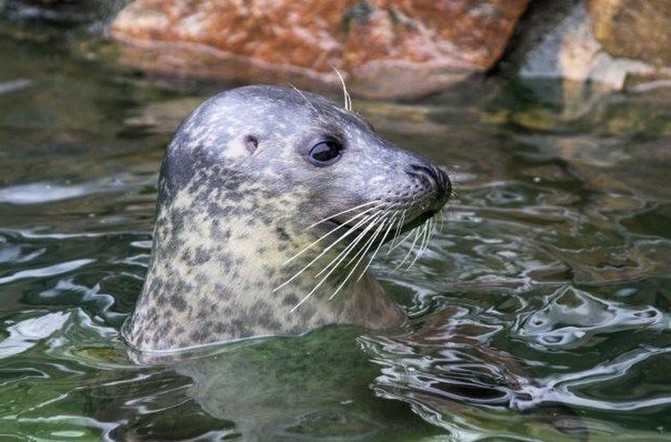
[435,166,452,197]
[407,164,451,196]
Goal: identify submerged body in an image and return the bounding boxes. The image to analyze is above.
[123,85,451,351]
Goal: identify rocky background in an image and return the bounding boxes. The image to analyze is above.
[3,0,671,104]
[106,0,671,100]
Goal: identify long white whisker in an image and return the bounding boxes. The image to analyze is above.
[315,210,384,278]
[395,225,422,271]
[408,219,433,269]
[288,199,440,311]
[289,84,324,123]
[391,211,429,256]
[275,206,382,293]
[355,211,399,283]
[289,282,323,313]
[386,209,407,254]
[307,200,379,229]
[333,68,352,112]
[388,229,415,256]
[329,211,392,300]
[284,202,382,266]
[343,211,390,269]
[289,212,384,312]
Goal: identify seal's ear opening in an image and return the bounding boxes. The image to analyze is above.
[245,135,259,155]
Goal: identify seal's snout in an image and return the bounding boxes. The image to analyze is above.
[406,164,452,200]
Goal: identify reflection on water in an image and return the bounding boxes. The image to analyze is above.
[1,19,670,442]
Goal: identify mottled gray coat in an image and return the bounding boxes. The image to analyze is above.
[123,85,450,352]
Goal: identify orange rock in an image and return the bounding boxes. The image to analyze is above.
[590,0,671,67]
[109,0,530,98]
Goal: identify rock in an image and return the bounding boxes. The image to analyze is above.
[108,0,530,99]
[341,0,531,97]
[590,0,671,67]
[518,2,654,89]
[499,1,671,126]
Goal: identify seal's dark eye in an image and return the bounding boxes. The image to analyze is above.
[308,139,343,167]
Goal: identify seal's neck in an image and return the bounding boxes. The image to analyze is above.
[123,187,406,351]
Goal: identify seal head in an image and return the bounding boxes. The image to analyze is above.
[123,85,451,351]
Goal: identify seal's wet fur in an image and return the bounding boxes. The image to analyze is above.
[123,85,451,351]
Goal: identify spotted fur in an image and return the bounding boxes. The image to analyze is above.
[123,85,451,352]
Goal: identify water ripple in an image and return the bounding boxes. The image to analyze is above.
[539,346,671,412]
[0,312,71,359]
[514,285,670,349]
[0,259,95,285]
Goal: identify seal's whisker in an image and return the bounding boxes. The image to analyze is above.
[424,219,435,250]
[284,202,380,266]
[332,68,352,112]
[323,211,383,271]
[386,209,408,254]
[290,84,329,125]
[289,283,321,313]
[343,212,389,268]
[355,211,398,283]
[395,225,423,271]
[305,211,386,306]
[408,219,433,269]
[308,200,380,229]
[315,210,384,278]
[438,209,446,233]
[276,207,381,292]
[390,214,425,256]
[312,231,365,299]
[421,220,433,253]
[329,212,392,300]
[290,211,384,312]
[388,228,416,257]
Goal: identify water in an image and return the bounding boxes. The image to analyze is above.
[1,18,670,442]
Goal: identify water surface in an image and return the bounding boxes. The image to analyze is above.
[0,19,670,441]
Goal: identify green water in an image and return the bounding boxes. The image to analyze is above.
[1,14,670,442]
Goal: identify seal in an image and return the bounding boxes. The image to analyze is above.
[123,85,451,352]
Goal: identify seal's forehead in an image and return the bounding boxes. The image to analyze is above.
[198,85,371,133]
[170,85,379,168]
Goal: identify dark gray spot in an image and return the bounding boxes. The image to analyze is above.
[283,294,299,307]
[275,227,290,242]
[194,246,212,264]
[170,294,187,311]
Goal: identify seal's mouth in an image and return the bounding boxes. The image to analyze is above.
[399,208,440,233]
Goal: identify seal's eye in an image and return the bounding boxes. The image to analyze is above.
[308,139,343,167]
